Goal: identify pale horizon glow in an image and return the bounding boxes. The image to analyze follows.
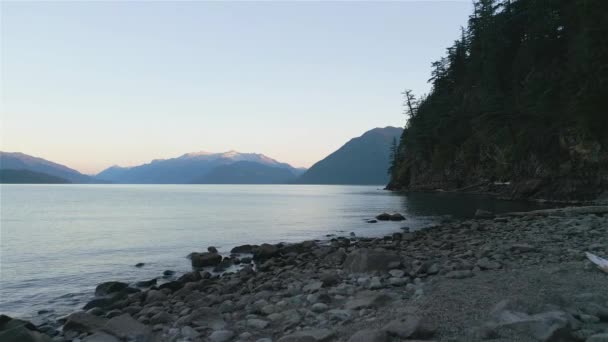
[1,1,472,174]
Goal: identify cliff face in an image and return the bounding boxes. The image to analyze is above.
[389,0,608,202]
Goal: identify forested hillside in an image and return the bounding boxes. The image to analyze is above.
[389,0,608,201]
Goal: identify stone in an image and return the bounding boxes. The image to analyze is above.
[63,312,108,333]
[342,248,401,273]
[95,281,129,297]
[383,316,436,339]
[311,303,329,313]
[163,270,175,277]
[348,329,388,342]
[191,252,223,267]
[510,244,537,253]
[446,270,474,279]
[320,273,340,287]
[477,258,502,270]
[0,315,53,342]
[231,244,254,254]
[145,289,167,304]
[208,246,219,253]
[150,311,172,325]
[253,243,280,260]
[390,213,406,221]
[209,330,234,342]
[303,281,323,293]
[388,269,405,278]
[376,213,392,221]
[344,291,392,310]
[82,332,120,342]
[277,329,336,342]
[247,318,269,329]
[102,313,152,340]
[181,326,200,339]
[493,309,575,341]
[134,263,145,268]
[587,334,608,342]
[327,309,352,322]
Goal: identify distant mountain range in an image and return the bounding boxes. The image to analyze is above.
[96,151,305,184]
[0,126,402,185]
[0,152,96,183]
[296,126,403,185]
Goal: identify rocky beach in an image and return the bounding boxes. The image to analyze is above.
[3,206,608,342]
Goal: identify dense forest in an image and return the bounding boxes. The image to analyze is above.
[389,0,608,201]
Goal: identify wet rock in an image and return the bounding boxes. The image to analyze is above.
[231,244,255,254]
[0,315,52,342]
[491,309,576,341]
[277,329,336,342]
[162,270,175,277]
[209,330,235,342]
[376,213,392,221]
[348,329,388,342]
[63,312,108,333]
[95,281,129,297]
[311,303,329,313]
[320,273,340,287]
[342,248,401,273]
[253,243,280,260]
[181,326,200,339]
[510,243,538,253]
[103,313,152,340]
[208,246,219,253]
[134,263,145,268]
[82,332,120,342]
[383,315,436,339]
[145,289,167,304]
[390,213,406,221]
[191,252,223,267]
[367,219,378,223]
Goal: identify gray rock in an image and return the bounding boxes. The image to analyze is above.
[82,332,120,342]
[376,213,391,221]
[247,318,269,329]
[383,316,436,339]
[0,315,53,342]
[344,291,392,310]
[587,333,608,342]
[145,289,167,304]
[348,329,388,342]
[181,326,200,339]
[390,213,406,221]
[320,273,340,287]
[208,246,219,253]
[477,258,502,270]
[493,309,575,341]
[95,281,129,297]
[277,329,336,342]
[63,312,108,333]
[231,244,254,254]
[388,269,405,278]
[102,313,152,340]
[311,303,329,313]
[191,252,222,267]
[446,270,474,279]
[342,248,401,273]
[253,244,280,260]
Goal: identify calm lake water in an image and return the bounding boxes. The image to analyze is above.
[0,184,557,321]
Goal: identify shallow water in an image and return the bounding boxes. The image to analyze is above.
[0,184,557,320]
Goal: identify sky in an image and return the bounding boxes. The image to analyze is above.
[1,1,472,174]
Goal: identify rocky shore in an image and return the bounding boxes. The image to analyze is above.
[2,206,608,342]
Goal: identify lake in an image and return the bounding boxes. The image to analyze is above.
[0,184,558,321]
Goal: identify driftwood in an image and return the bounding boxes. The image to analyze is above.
[586,252,608,274]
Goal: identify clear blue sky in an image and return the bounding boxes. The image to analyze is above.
[1,1,472,174]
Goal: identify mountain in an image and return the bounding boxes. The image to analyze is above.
[0,152,95,183]
[193,161,299,184]
[96,151,304,184]
[389,0,608,202]
[296,127,403,185]
[0,169,70,184]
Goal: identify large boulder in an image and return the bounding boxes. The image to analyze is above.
[63,312,108,333]
[191,252,222,268]
[348,329,388,342]
[101,314,152,340]
[253,243,280,261]
[375,213,392,221]
[95,281,129,297]
[383,316,436,339]
[342,248,401,273]
[231,244,255,254]
[0,315,52,342]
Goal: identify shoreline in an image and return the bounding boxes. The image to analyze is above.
[3,206,608,342]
